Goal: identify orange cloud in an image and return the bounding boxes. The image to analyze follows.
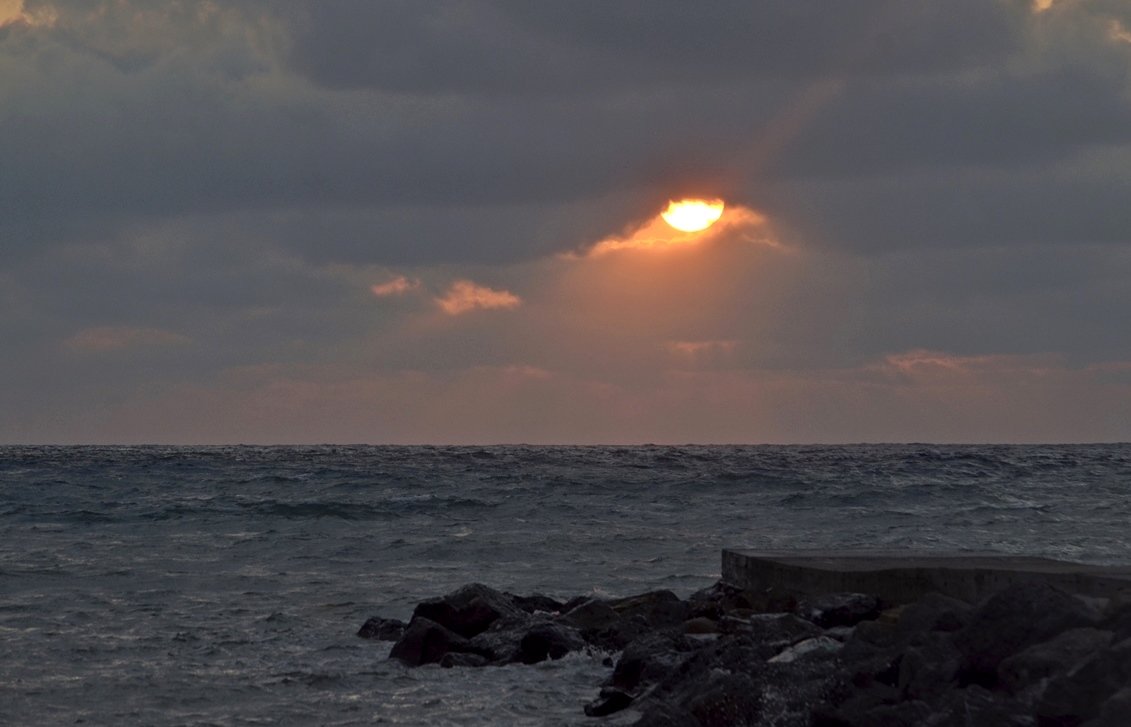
[580,204,769,258]
[370,275,420,297]
[1110,19,1131,45]
[667,340,737,356]
[65,326,190,352]
[0,0,57,27]
[435,280,521,315]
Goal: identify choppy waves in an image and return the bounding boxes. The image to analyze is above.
[1,444,1129,724]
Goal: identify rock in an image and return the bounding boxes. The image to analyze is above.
[357,616,406,641]
[634,703,700,727]
[998,627,1113,696]
[953,581,1098,686]
[508,592,565,614]
[689,580,797,619]
[685,672,763,726]
[610,631,697,693]
[925,685,1034,727]
[463,614,530,662]
[800,593,883,629]
[1036,636,1131,726]
[897,633,961,701]
[560,598,619,632]
[388,617,469,666]
[895,592,971,635]
[748,612,824,654]
[516,622,585,664]
[683,616,719,634]
[825,626,855,642]
[583,687,634,717]
[812,688,932,727]
[768,636,843,664]
[439,652,488,668]
[412,583,522,638]
[1085,686,1131,727]
[610,590,690,630]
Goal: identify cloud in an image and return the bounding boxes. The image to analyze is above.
[2,1,1131,443]
[581,204,770,257]
[64,326,190,352]
[370,276,420,297]
[435,280,521,315]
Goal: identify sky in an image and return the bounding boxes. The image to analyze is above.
[1,0,1130,444]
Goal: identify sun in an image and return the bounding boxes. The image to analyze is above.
[660,199,725,233]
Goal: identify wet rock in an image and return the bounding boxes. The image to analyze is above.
[610,631,697,693]
[561,598,619,632]
[800,592,883,629]
[611,590,690,630]
[897,633,961,701]
[812,688,931,727]
[1036,636,1131,727]
[356,616,406,641]
[517,621,586,664]
[439,652,488,668]
[682,616,719,634]
[895,592,971,635]
[508,592,565,614]
[925,685,1034,727]
[583,687,634,717]
[768,636,842,664]
[388,617,469,666]
[998,627,1113,696]
[748,612,824,654]
[953,581,1098,686]
[464,614,531,663]
[412,582,522,638]
[1086,686,1131,727]
[685,672,762,726]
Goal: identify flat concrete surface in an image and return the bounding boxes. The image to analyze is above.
[722,549,1131,604]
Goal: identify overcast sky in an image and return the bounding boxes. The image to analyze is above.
[2,0,1130,443]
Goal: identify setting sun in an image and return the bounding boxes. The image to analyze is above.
[660,199,725,232]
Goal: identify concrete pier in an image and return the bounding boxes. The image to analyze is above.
[722,549,1131,604]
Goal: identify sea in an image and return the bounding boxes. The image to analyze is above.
[2,444,1129,726]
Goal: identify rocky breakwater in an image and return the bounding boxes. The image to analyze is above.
[358,580,1131,725]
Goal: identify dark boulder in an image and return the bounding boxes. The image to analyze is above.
[686,672,763,726]
[812,688,932,727]
[1085,686,1131,727]
[748,612,824,655]
[508,592,565,614]
[800,593,883,629]
[953,581,1098,686]
[516,622,586,664]
[388,617,469,666]
[357,616,406,641]
[561,598,619,632]
[1036,636,1131,727]
[896,633,962,702]
[895,592,971,635]
[439,652,488,668]
[611,590,690,630]
[998,627,1113,696]
[610,631,697,693]
[412,583,522,638]
[583,687,634,717]
[925,685,1034,727]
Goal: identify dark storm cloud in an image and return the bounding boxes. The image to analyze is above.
[287,0,1023,93]
[3,0,1128,268]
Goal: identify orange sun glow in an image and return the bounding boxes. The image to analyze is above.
[660,199,725,232]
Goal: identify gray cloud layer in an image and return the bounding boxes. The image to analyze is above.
[2,0,1130,442]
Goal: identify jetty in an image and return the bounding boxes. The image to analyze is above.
[722,548,1131,604]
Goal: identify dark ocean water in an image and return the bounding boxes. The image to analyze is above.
[2,444,1130,725]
